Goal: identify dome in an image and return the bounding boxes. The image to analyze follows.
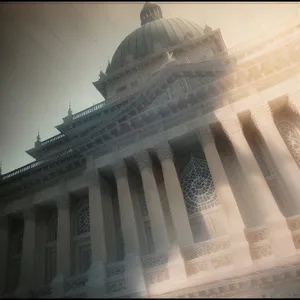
[107,4,204,74]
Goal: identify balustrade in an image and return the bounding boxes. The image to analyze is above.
[106,261,125,279]
[72,102,107,120]
[33,285,52,298]
[144,265,169,285]
[64,273,88,295]
[40,134,65,147]
[141,253,168,269]
[2,29,300,184]
[105,276,126,295]
[181,235,231,261]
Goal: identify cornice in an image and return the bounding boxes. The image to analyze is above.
[1,32,300,200]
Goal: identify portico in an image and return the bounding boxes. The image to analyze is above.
[2,2,300,298]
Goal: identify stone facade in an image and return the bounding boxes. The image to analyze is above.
[2,3,300,298]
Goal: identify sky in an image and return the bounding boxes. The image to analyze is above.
[0,1,298,174]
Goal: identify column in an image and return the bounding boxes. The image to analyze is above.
[84,168,106,297]
[112,160,146,297]
[156,142,194,248]
[34,214,47,288]
[14,207,36,297]
[0,213,9,295]
[112,160,140,256]
[51,191,71,297]
[155,143,192,283]
[251,102,300,247]
[196,125,252,267]
[134,150,169,253]
[219,112,295,260]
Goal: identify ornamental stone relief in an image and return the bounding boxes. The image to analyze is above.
[244,226,270,244]
[168,78,188,99]
[277,120,300,168]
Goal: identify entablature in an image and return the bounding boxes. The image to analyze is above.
[1,29,300,202]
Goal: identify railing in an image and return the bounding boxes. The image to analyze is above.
[40,133,65,146]
[33,285,52,298]
[72,101,107,120]
[181,235,231,261]
[144,264,169,285]
[105,275,126,294]
[184,248,233,276]
[141,252,168,269]
[1,148,74,180]
[64,272,88,294]
[106,261,125,279]
[3,26,300,182]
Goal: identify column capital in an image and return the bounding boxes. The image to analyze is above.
[219,115,243,139]
[196,125,215,147]
[155,142,173,162]
[22,207,36,221]
[112,160,128,180]
[288,94,300,116]
[250,102,274,129]
[83,168,100,187]
[134,150,152,171]
[57,195,70,210]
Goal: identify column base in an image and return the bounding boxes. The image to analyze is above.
[230,231,253,269]
[124,254,147,296]
[13,285,32,299]
[269,218,296,258]
[86,261,106,298]
[286,214,300,249]
[51,274,64,298]
[244,225,273,261]
[167,244,188,283]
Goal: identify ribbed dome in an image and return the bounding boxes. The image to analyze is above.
[107,17,204,74]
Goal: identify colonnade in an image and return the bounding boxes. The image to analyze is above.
[2,101,300,297]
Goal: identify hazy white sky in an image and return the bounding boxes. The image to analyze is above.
[0,2,298,174]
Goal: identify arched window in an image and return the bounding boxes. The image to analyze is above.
[277,120,300,168]
[72,202,91,275]
[180,156,219,215]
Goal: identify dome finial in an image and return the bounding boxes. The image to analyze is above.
[140,2,163,26]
